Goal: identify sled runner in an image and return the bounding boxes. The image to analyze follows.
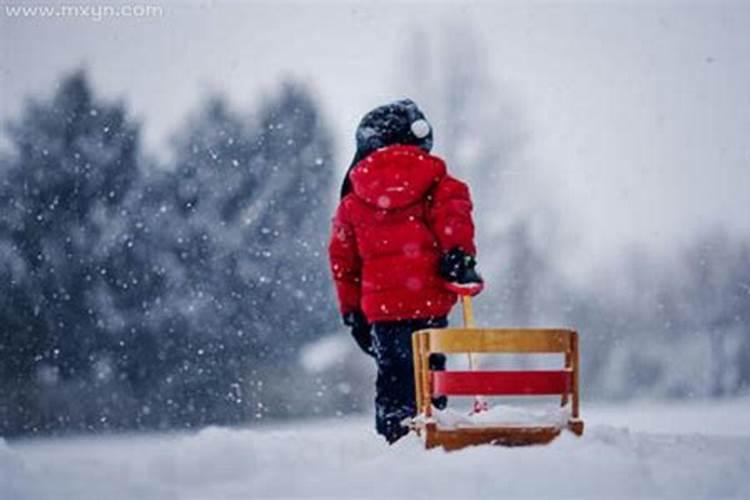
[411,297,584,451]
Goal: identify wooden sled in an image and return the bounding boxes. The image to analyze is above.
[411,297,584,451]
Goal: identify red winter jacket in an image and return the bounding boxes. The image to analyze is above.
[328,145,477,323]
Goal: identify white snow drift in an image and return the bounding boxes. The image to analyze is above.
[2,398,749,500]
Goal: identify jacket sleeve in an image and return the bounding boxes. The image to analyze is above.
[427,175,477,256]
[328,202,362,316]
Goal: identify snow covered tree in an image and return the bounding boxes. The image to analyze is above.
[157,82,338,423]
[0,70,148,434]
[0,70,359,435]
[250,82,337,357]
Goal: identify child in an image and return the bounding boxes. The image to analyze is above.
[328,99,483,444]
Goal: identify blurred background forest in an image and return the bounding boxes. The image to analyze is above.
[1,1,749,437]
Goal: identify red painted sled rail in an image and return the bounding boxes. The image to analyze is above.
[431,370,572,397]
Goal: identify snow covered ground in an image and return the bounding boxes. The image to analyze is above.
[2,398,749,500]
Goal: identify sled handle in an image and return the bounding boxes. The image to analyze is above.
[462,296,478,371]
[461,295,475,329]
[461,295,487,412]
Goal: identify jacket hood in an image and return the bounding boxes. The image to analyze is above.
[348,145,446,209]
[341,99,433,199]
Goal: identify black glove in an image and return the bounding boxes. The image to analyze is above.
[439,247,484,295]
[343,310,375,358]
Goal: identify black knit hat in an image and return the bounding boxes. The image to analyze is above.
[341,99,433,198]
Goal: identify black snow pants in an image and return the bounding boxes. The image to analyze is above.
[372,316,447,444]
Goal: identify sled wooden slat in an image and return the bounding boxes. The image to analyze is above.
[431,370,572,396]
[423,423,563,450]
[421,328,574,354]
[412,326,584,451]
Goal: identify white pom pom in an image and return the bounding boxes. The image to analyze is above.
[410,119,430,139]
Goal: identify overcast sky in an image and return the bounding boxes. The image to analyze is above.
[2,0,749,278]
